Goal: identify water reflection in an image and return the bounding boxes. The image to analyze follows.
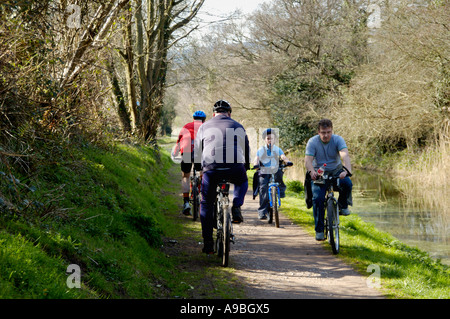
[351,170,449,265]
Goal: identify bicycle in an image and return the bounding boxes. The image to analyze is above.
[213,180,234,267]
[313,169,352,254]
[253,162,293,228]
[268,162,292,227]
[189,168,201,221]
[170,152,200,220]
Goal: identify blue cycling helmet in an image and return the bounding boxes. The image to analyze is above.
[193,110,206,119]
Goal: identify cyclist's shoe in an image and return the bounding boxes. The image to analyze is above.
[182,202,191,216]
[315,232,325,241]
[202,240,214,254]
[339,208,351,216]
[232,206,244,223]
[259,215,267,220]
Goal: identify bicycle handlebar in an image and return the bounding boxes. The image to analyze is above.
[343,166,352,177]
[251,162,293,170]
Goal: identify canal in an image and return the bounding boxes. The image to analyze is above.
[351,170,449,265]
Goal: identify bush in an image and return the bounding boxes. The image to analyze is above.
[286,180,304,194]
[123,213,162,247]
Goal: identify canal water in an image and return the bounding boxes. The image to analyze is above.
[347,170,449,265]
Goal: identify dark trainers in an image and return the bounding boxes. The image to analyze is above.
[231,206,243,223]
[202,240,214,254]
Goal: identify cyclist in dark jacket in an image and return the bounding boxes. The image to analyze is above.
[194,100,250,254]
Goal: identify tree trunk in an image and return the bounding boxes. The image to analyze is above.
[122,2,138,133]
[107,61,132,134]
[132,0,205,142]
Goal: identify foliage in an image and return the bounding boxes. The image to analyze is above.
[285,180,304,194]
[160,94,177,136]
[248,0,369,149]
[1,141,179,298]
[0,1,204,148]
[333,1,450,161]
[123,213,162,247]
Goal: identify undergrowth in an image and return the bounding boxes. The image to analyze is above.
[0,140,194,298]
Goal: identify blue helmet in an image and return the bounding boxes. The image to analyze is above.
[193,110,206,119]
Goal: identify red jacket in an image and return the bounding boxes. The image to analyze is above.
[174,120,203,155]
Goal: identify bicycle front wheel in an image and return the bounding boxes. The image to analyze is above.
[271,187,280,228]
[327,199,339,254]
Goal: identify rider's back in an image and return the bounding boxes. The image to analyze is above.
[195,113,249,172]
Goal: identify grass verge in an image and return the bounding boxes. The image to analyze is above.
[0,140,244,299]
[282,180,450,299]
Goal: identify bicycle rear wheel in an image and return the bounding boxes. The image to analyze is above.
[215,201,231,267]
[327,199,339,254]
[271,187,280,228]
[221,204,231,267]
[192,181,199,221]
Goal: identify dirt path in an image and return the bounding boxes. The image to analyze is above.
[230,188,384,299]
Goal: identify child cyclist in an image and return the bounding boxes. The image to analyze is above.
[254,128,292,220]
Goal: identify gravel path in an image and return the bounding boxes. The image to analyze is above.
[230,189,384,299]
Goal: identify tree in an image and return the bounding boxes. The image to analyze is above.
[247,0,369,149]
[121,0,205,142]
[59,0,131,89]
[334,0,450,157]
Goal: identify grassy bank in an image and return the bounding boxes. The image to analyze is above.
[281,180,450,299]
[0,141,242,299]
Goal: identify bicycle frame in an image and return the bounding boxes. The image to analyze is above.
[325,178,340,226]
[265,164,290,227]
[319,174,341,254]
[268,174,281,209]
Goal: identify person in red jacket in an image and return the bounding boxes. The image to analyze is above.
[173,111,207,215]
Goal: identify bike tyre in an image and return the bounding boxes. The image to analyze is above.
[271,187,280,228]
[192,181,199,221]
[327,199,339,254]
[222,203,231,267]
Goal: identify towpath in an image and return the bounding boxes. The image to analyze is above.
[230,188,384,299]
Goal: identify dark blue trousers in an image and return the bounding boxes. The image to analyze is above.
[258,169,286,218]
[200,165,248,241]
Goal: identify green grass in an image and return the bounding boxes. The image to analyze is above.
[281,182,450,299]
[0,140,242,299]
